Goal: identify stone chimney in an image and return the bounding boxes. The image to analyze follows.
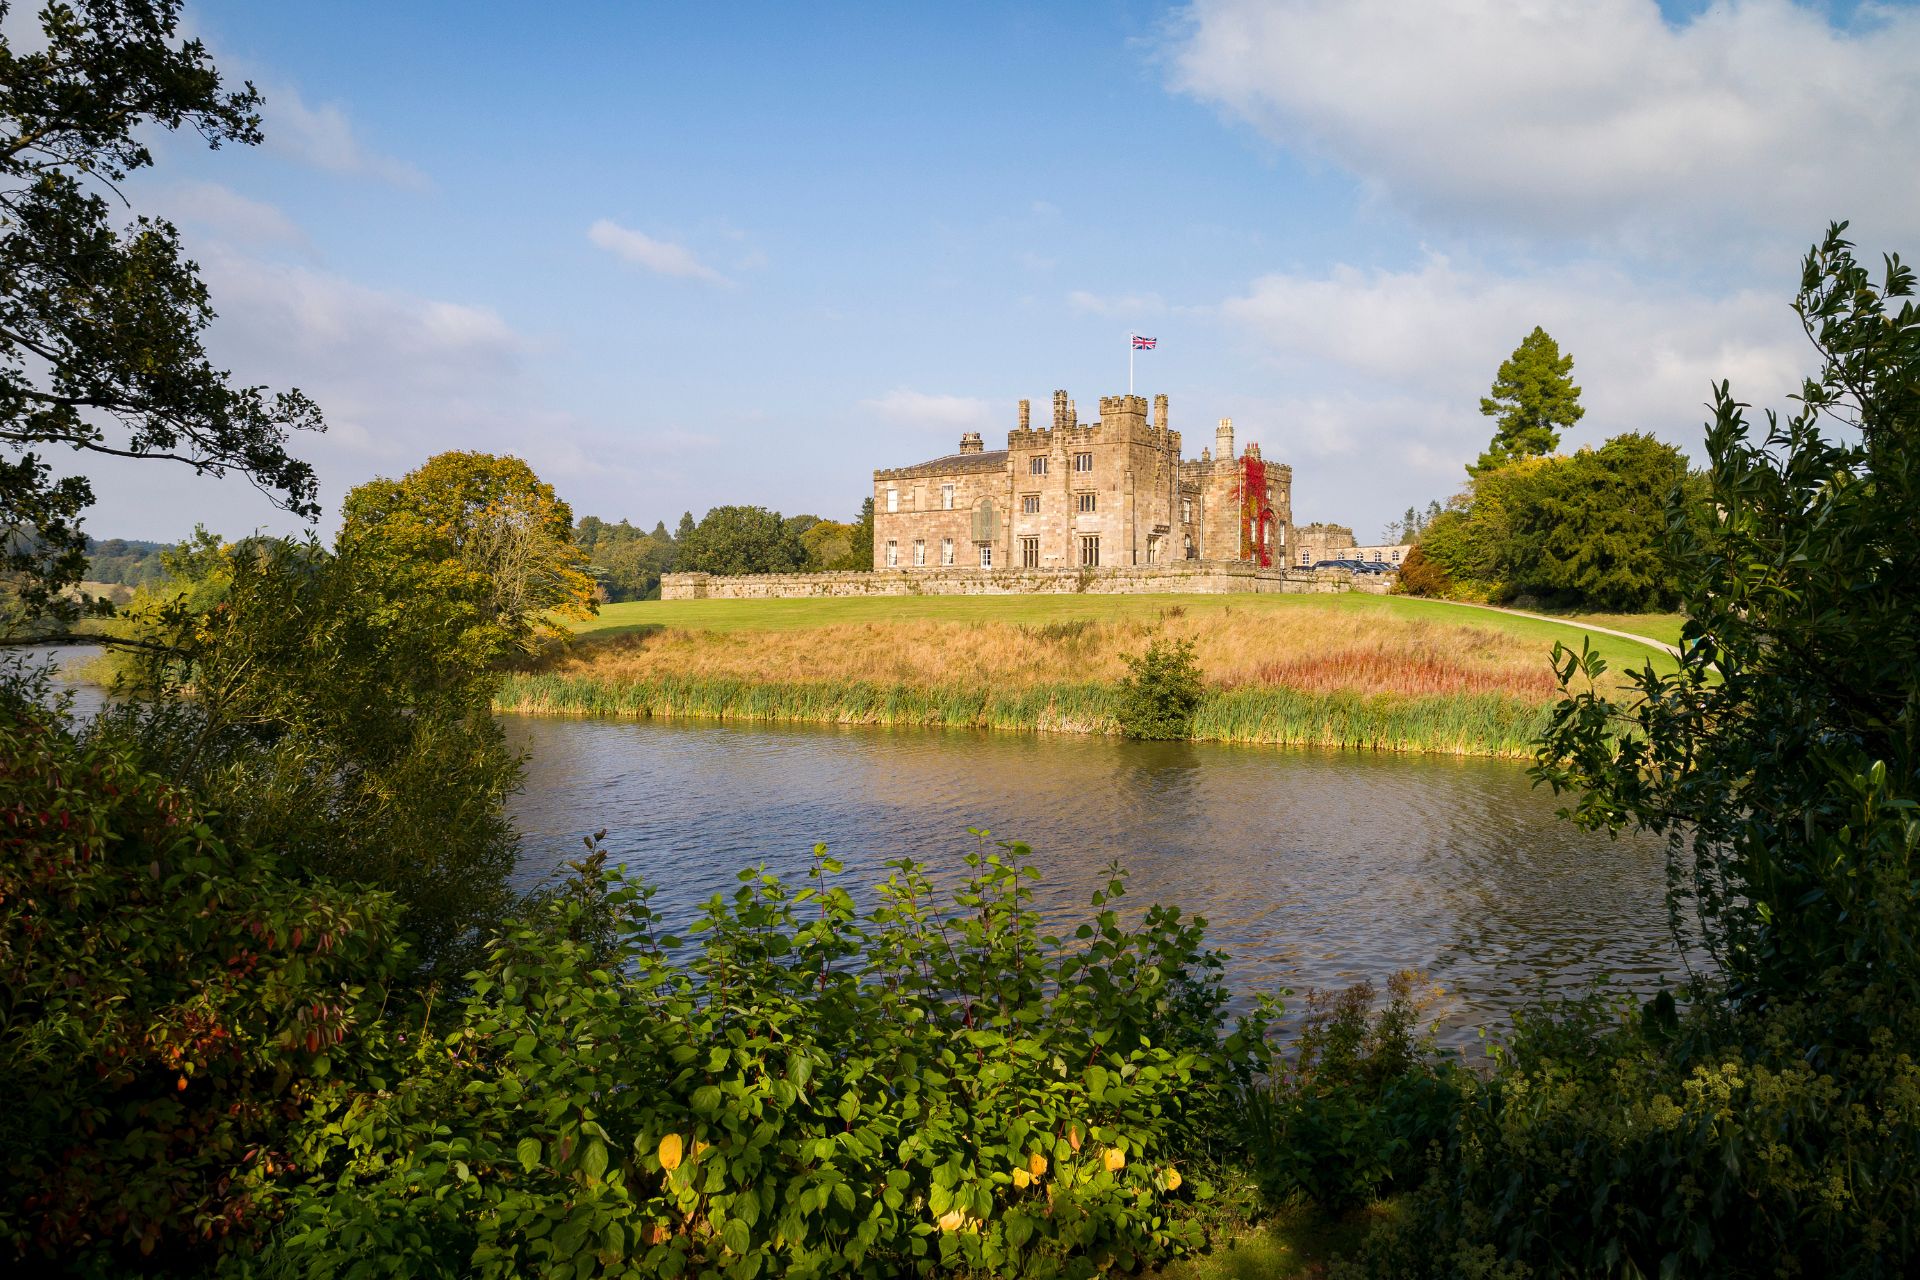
[1018,398,1030,431]
[1215,417,1235,461]
[1051,389,1070,430]
[959,431,983,454]
[1153,393,1168,433]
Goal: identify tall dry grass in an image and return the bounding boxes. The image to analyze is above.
[532,608,1566,702]
[497,607,1574,756]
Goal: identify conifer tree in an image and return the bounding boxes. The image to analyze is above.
[1471,326,1584,476]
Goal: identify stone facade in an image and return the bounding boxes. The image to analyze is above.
[872,391,1293,574]
[1292,522,1356,567]
[662,563,1390,600]
[1289,522,1409,568]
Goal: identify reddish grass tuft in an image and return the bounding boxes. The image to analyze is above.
[1248,648,1559,700]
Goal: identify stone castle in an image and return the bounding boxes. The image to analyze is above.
[872,391,1291,573]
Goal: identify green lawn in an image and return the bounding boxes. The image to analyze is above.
[576,592,1679,673]
[1559,610,1687,648]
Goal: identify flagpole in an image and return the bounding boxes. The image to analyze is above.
[1128,331,1135,395]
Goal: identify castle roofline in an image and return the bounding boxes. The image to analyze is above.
[875,449,1011,480]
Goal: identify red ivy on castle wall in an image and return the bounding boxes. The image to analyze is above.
[1239,455,1275,566]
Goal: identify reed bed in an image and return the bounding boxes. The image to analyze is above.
[496,672,1553,758]
[496,605,1581,756]
[533,608,1569,694]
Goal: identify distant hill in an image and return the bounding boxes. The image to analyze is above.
[85,537,170,587]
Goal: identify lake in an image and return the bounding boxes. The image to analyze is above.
[38,645,1688,1048]
[503,713,1689,1047]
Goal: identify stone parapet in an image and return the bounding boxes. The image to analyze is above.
[661,562,1390,601]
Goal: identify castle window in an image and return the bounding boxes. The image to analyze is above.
[1147,537,1159,565]
[1185,534,1196,559]
[885,540,898,567]
[913,539,926,566]
[1181,498,1193,524]
[1076,492,1096,513]
[941,537,954,566]
[1391,549,1401,563]
[1022,494,1040,515]
[885,487,898,513]
[979,544,993,568]
[941,485,954,510]
[1074,452,1093,473]
[1079,535,1100,567]
[1029,455,1048,475]
[1021,537,1039,568]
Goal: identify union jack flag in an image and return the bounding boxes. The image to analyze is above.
[1132,335,1157,349]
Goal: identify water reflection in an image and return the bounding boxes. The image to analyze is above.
[503,715,1687,1047]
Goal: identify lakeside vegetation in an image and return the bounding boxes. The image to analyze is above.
[4,8,1918,1276]
[497,594,1675,757]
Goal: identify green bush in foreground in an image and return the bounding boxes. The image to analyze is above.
[0,680,403,1278]
[255,841,1267,1279]
[1354,993,1920,1278]
[1243,973,1459,1214]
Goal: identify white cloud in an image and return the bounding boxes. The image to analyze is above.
[1169,0,1920,246]
[1211,252,1809,520]
[859,389,999,435]
[158,181,307,247]
[1219,254,1803,427]
[262,83,429,190]
[588,219,731,285]
[1067,289,1168,318]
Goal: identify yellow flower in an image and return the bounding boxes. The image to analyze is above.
[937,1209,968,1233]
[1165,1168,1182,1192]
[1028,1151,1048,1178]
[1103,1147,1126,1172]
[1012,1168,1032,1189]
[658,1133,684,1171]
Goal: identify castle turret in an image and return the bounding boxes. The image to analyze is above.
[1153,393,1168,434]
[959,431,983,454]
[1215,417,1235,461]
[1018,399,1030,432]
[1098,394,1148,436]
[1052,389,1070,430]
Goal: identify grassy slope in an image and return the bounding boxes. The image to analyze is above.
[575,593,1678,672]
[498,592,1683,757]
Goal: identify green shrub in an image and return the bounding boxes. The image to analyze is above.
[258,841,1269,1279]
[0,677,404,1277]
[1354,992,1920,1278]
[1242,973,1459,1212]
[1116,638,1205,740]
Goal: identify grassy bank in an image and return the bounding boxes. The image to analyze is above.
[497,670,1554,756]
[494,593,1662,757]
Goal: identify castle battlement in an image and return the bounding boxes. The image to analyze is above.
[872,388,1293,572]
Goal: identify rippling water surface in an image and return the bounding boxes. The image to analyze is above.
[504,714,1688,1047]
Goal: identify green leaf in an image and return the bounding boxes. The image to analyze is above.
[582,1139,608,1181]
[517,1137,543,1171]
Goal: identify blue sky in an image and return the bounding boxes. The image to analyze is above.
[73,0,1920,543]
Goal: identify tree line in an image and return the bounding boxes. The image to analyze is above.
[1394,325,1699,612]
[574,500,873,599]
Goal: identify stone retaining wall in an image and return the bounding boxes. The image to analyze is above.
[660,562,1392,600]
